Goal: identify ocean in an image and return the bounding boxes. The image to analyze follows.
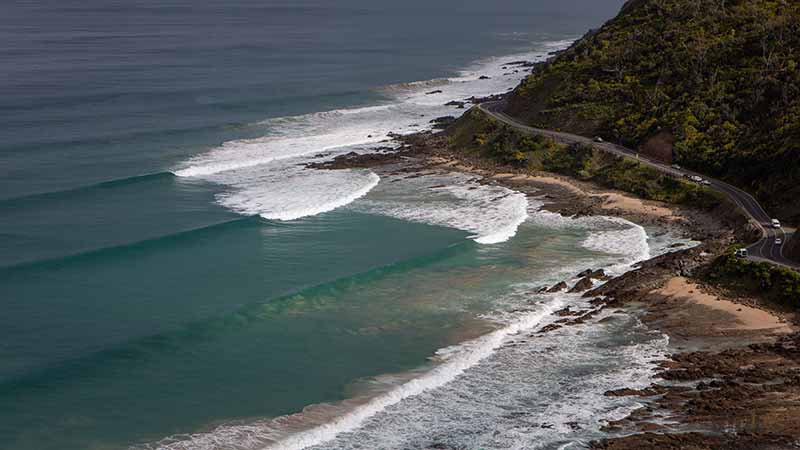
[0,1,677,449]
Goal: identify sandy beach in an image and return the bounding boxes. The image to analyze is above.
[310,126,800,448]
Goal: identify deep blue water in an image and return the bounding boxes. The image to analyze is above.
[0,2,624,449]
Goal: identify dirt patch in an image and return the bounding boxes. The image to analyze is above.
[640,130,674,163]
[655,277,793,334]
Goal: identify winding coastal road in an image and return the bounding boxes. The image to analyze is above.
[478,101,798,269]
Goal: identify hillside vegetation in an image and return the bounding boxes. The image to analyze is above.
[448,108,723,210]
[506,0,800,221]
[709,248,800,307]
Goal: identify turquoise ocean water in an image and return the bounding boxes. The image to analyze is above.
[0,2,676,449]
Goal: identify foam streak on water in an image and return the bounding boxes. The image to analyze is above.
[134,296,566,450]
[170,40,573,232]
[262,300,565,450]
[132,211,678,450]
[351,172,533,245]
[133,37,688,450]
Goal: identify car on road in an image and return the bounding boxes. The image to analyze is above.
[671,164,681,170]
[775,238,783,245]
[735,248,749,258]
[690,175,703,183]
[701,180,711,186]
[772,219,781,228]
[594,137,604,143]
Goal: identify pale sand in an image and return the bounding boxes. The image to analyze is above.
[507,174,585,195]
[655,277,793,333]
[428,158,678,220]
[498,173,677,219]
[594,192,675,219]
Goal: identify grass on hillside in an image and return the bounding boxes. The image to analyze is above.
[507,0,800,221]
[449,108,723,210]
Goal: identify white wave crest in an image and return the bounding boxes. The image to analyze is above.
[173,39,573,222]
[139,298,564,450]
[265,301,562,450]
[582,217,651,273]
[219,170,380,221]
[352,173,531,245]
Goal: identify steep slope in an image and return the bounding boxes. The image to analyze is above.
[785,232,800,262]
[506,0,800,222]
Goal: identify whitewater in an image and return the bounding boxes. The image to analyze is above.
[143,39,689,450]
[172,40,575,244]
[133,208,683,450]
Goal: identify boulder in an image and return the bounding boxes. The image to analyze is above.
[554,306,581,317]
[538,323,562,334]
[577,268,609,280]
[568,276,594,293]
[547,281,568,293]
[589,269,610,280]
[445,100,465,107]
[429,116,456,129]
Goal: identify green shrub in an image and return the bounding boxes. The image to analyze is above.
[708,249,800,308]
[506,0,800,222]
[450,108,721,210]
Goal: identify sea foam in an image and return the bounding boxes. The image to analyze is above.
[171,42,565,225]
[131,202,678,450]
[351,172,531,245]
[132,295,566,450]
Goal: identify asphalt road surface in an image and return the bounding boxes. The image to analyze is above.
[479,101,798,269]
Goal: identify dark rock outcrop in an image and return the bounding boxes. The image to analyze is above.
[568,276,594,293]
[577,268,609,280]
[429,116,456,130]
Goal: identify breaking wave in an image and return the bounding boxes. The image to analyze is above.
[172,42,563,225]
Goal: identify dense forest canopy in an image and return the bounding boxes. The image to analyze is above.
[507,0,800,221]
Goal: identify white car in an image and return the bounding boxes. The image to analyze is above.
[594,136,604,143]
[691,175,703,183]
[771,219,781,228]
[775,238,783,245]
[735,248,749,258]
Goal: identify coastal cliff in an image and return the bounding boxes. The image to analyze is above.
[505,0,800,223]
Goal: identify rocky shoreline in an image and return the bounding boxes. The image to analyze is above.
[308,126,800,449]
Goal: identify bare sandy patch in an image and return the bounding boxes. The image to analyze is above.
[655,277,793,333]
[595,192,675,219]
[520,174,585,195]
[523,174,677,220]
[491,173,517,180]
